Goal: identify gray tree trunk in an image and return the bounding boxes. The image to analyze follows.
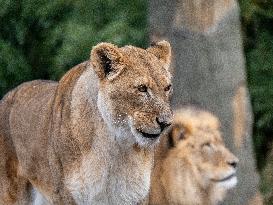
[149,0,261,204]
[262,148,273,204]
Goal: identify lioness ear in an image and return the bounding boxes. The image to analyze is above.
[147,40,171,66]
[91,42,125,80]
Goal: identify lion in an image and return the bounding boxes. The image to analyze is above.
[148,107,239,205]
[0,41,173,205]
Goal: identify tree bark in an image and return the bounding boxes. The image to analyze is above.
[149,0,261,204]
[262,148,273,204]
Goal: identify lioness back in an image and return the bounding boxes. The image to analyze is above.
[0,80,58,204]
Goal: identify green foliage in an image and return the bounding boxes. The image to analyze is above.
[248,31,273,130]
[0,0,75,95]
[261,153,273,204]
[52,0,148,79]
[239,0,273,203]
[0,0,148,96]
[0,39,32,94]
[246,30,273,171]
[239,0,273,167]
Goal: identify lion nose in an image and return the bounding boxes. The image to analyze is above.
[227,160,238,169]
[156,117,172,132]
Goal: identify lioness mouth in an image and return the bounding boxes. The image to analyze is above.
[212,174,236,183]
[137,129,161,139]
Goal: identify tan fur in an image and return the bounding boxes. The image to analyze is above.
[0,41,173,205]
[149,107,238,205]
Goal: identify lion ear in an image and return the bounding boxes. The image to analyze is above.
[91,42,125,81]
[169,124,188,147]
[147,40,171,66]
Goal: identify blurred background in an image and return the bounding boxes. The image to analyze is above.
[0,0,272,204]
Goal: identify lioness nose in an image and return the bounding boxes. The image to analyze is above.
[156,117,172,131]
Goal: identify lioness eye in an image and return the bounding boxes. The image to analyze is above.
[164,84,172,92]
[138,85,148,92]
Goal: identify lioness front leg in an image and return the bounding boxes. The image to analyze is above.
[48,147,77,205]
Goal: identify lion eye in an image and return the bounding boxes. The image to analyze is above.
[164,84,172,92]
[202,142,211,148]
[138,85,148,92]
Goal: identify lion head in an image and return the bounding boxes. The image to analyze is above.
[90,41,173,147]
[154,107,239,204]
[171,107,238,187]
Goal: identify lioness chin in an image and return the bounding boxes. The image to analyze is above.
[148,107,239,205]
[0,41,173,205]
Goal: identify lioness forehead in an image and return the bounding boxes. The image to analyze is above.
[120,46,171,84]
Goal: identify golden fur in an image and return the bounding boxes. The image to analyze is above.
[0,41,173,205]
[149,107,238,205]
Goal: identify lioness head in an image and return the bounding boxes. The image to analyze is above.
[91,41,173,147]
[168,107,238,191]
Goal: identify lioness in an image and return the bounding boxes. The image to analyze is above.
[149,107,238,205]
[0,41,173,205]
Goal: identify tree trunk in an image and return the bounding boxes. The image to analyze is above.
[262,148,273,204]
[149,0,261,204]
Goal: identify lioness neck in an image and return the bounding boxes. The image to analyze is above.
[65,66,153,204]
